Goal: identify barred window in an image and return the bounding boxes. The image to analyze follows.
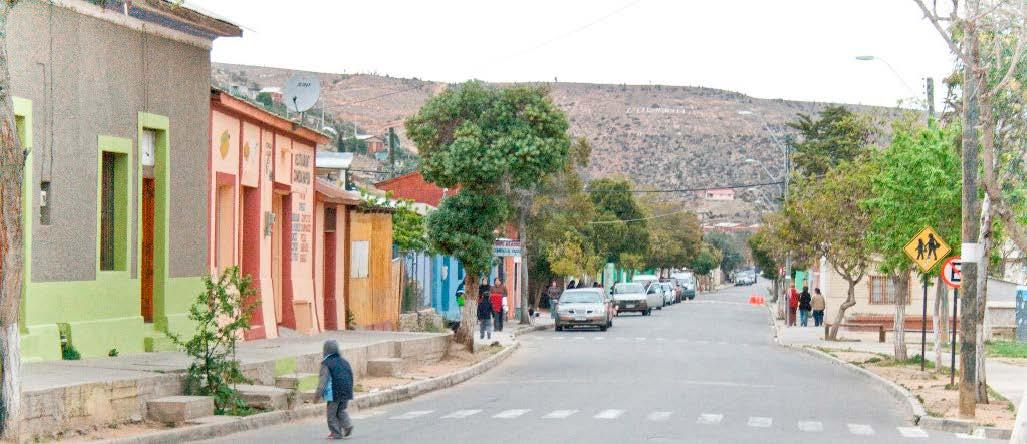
[868,275,909,305]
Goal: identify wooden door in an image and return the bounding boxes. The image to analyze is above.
[324,230,337,330]
[271,193,283,322]
[141,178,155,323]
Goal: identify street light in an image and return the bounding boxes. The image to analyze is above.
[854,55,921,106]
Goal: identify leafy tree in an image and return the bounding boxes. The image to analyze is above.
[406,81,571,346]
[642,197,703,273]
[255,91,274,109]
[588,177,650,265]
[360,192,427,254]
[786,105,876,176]
[786,160,878,340]
[748,231,782,302]
[704,231,746,274]
[690,244,722,291]
[863,119,961,360]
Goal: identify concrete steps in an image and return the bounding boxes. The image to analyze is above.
[274,372,319,391]
[146,396,214,424]
[234,384,292,411]
[143,329,177,353]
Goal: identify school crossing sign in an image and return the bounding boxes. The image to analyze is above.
[903,225,951,273]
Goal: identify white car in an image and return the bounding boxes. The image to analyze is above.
[611,283,652,316]
[631,275,665,309]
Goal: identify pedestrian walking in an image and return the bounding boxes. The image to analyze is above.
[811,288,826,327]
[491,278,507,332]
[547,281,561,319]
[476,294,493,340]
[787,284,799,326]
[316,339,354,439]
[798,286,812,327]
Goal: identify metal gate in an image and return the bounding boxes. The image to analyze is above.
[1017,287,1027,342]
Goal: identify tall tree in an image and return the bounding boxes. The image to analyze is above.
[406,81,571,347]
[786,105,876,176]
[863,119,962,361]
[0,1,22,438]
[642,197,702,274]
[588,177,650,267]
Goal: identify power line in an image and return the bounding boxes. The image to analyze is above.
[321,84,428,112]
[587,206,694,225]
[584,180,784,193]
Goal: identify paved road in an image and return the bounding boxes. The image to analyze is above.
[201,283,999,443]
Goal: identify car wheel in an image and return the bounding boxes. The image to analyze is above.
[555,325,562,332]
[657,306,662,310]
[600,325,607,332]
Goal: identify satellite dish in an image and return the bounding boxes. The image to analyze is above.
[282,73,320,113]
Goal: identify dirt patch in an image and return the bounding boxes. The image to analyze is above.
[865,362,1016,429]
[58,422,173,443]
[833,350,885,364]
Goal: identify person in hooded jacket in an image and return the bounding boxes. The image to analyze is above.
[477,293,493,340]
[317,339,354,439]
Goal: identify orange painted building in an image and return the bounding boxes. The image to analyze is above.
[209,89,348,339]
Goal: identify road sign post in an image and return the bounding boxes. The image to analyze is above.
[941,256,962,385]
[903,226,951,372]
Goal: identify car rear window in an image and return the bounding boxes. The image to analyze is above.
[560,291,603,303]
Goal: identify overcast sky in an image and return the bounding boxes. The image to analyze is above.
[188,0,956,110]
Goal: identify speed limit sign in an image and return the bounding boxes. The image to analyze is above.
[941,257,962,289]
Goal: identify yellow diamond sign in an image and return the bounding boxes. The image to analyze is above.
[903,225,951,273]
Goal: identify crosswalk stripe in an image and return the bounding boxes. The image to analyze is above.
[847,424,874,435]
[647,411,672,421]
[697,413,723,425]
[897,427,929,438]
[655,337,667,342]
[748,417,772,428]
[554,337,566,341]
[797,421,823,432]
[635,337,646,341]
[493,409,530,419]
[955,432,985,440]
[594,409,625,419]
[542,410,578,419]
[441,409,481,419]
[594,337,605,340]
[390,410,433,420]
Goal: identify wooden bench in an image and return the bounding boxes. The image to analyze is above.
[824,323,886,343]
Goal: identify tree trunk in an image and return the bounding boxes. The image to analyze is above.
[934,283,948,373]
[893,273,909,361]
[518,209,530,324]
[455,273,478,349]
[0,3,24,438]
[828,280,857,341]
[976,195,993,402]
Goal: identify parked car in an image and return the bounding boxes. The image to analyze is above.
[659,282,676,305]
[611,283,651,316]
[671,272,697,301]
[631,275,665,309]
[735,271,756,286]
[555,288,613,331]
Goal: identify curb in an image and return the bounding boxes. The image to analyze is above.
[102,343,521,444]
[767,309,1014,440]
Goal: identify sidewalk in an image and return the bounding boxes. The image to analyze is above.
[474,311,554,348]
[22,329,452,441]
[774,317,1027,406]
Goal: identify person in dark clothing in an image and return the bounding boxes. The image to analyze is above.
[567,280,577,290]
[476,295,493,340]
[316,339,354,439]
[592,282,601,288]
[798,286,813,327]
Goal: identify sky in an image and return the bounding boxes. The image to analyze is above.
[188,0,956,110]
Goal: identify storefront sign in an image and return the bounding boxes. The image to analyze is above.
[493,239,522,257]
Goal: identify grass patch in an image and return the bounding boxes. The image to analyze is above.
[986,341,1027,359]
[811,346,838,358]
[877,354,936,369]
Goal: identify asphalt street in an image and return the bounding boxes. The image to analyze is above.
[200,283,1001,443]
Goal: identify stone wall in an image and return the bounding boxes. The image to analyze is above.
[398,308,446,333]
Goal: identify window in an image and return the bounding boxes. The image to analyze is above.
[324,207,337,232]
[868,275,909,305]
[351,240,369,278]
[99,151,128,271]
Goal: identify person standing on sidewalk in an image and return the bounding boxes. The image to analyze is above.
[798,286,812,327]
[491,278,507,332]
[477,293,493,340]
[787,284,799,326]
[317,339,354,439]
[811,288,826,327]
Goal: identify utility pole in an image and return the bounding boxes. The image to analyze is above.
[388,127,397,179]
[926,77,935,120]
[959,19,981,419]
